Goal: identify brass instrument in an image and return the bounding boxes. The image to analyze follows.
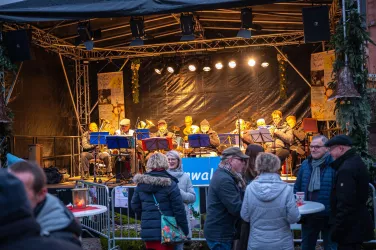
[145,119,155,128]
[183,125,199,141]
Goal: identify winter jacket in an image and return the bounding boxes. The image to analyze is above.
[294,155,335,216]
[265,123,293,150]
[167,170,196,238]
[81,131,96,152]
[35,193,82,246]
[241,173,300,250]
[204,168,243,242]
[0,217,83,250]
[330,148,374,244]
[131,170,189,241]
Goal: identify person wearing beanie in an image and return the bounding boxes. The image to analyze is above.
[325,135,374,249]
[131,152,189,250]
[166,150,196,250]
[199,119,220,148]
[9,161,82,247]
[0,169,82,250]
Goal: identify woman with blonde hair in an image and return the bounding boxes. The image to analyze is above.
[166,150,196,250]
[131,153,189,250]
[240,152,300,250]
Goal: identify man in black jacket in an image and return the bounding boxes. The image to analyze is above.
[204,147,249,250]
[0,169,82,250]
[325,135,374,250]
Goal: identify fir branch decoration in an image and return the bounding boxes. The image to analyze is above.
[330,0,375,169]
[277,53,287,99]
[130,59,141,104]
[0,44,17,71]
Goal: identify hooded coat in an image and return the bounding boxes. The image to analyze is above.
[168,167,196,238]
[131,170,189,241]
[241,173,300,250]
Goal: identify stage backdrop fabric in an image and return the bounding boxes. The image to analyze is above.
[107,46,314,134]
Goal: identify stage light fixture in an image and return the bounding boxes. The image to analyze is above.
[167,66,175,73]
[76,21,101,51]
[130,17,145,46]
[188,64,197,72]
[203,66,211,72]
[248,59,256,67]
[261,62,269,68]
[237,8,253,39]
[180,14,196,41]
[202,58,211,72]
[228,61,236,68]
[215,62,223,69]
[154,62,164,74]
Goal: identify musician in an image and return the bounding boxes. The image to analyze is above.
[115,118,135,136]
[200,119,220,147]
[256,118,267,128]
[265,110,293,162]
[231,119,252,147]
[80,122,111,179]
[155,120,175,138]
[182,116,199,141]
[286,115,306,172]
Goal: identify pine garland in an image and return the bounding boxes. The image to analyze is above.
[131,58,141,104]
[277,53,287,100]
[330,0,375,169]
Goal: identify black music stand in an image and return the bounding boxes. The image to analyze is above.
[218,133,239,146]
[89,132,109,183]
[106,136,134,184]
[188,134,211,157]
[249,128,273,149]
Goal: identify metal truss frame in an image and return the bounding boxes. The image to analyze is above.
[75,60,91,130]
[55,32,305,60]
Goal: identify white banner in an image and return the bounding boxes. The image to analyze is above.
[97,72,125,133]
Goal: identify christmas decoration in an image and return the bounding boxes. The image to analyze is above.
[277,53,287,100]
[131,59,141,104]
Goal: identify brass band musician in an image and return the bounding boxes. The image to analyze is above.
[182,116,199,141]
[80,122,111,179]
[200,119,220,148]
[265,110,293,162]
[286,115,306,172]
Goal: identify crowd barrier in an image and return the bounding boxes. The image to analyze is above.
[75,182,376,249]
[75,180,112,250]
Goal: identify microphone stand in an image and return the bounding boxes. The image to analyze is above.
[133,118,140,177]
[236,111,241,148]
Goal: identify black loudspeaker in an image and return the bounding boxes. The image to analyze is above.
[302,6,330,43]
[3,29,32,62]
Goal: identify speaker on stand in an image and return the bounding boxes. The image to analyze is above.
[302,6,331,43]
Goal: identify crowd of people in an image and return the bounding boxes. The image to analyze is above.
[1,134,374,250]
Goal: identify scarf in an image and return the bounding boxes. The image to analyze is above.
[308,152,330,192]
[219,163,246,191]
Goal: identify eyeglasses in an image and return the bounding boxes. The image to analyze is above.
[167,158,178,162]
[232,157,247,163]
[309,145,326,150]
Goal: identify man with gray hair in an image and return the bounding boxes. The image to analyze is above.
[294,135,337,250]
[204,147,249,250]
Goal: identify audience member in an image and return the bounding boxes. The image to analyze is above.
[131,153,189,250]
[241,152,300,249]
[9,161,81,246]
[326,135,374,250]
[0,169,82,250]
[204,147,248,250]
[294,135,337,250]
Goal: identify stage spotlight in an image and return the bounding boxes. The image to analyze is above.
[248,59,256,67]
[167,66,175,73]
[202,58,211,72]
[188,64,197,72]
[203,66,211,72]
[215,62,223,69]
[228,61,236,68]
[261,62,269,68]
[180,14,196,41]
[237,8,253,39]
[76,21,101,51]
[154,62,164,74]
[130,17,145,46]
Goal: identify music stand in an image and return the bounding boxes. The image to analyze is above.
[141,137,172,152]
[188,134,211,157]
[218,133,239,146]
[135,129,150,140]
[89,132,109,183]
[106,136,134,184]
[250,128,273,154]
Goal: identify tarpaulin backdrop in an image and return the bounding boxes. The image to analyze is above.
[90,45,314,134]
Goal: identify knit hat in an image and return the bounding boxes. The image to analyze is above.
[158,119,167,125]
[0,169,32,224]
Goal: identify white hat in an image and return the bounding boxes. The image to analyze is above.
[120,118,130,126]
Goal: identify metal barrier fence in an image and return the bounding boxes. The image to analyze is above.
[90,183,376,249]
[75,180,111,250]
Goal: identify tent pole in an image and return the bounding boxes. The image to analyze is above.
[274,46,312,88]
[59,53,83,134]
[5,62,23,105]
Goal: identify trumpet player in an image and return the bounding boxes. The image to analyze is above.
[265,110,293,162]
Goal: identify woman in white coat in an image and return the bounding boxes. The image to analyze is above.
[166,150,196,250]
[241,152,300,250]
